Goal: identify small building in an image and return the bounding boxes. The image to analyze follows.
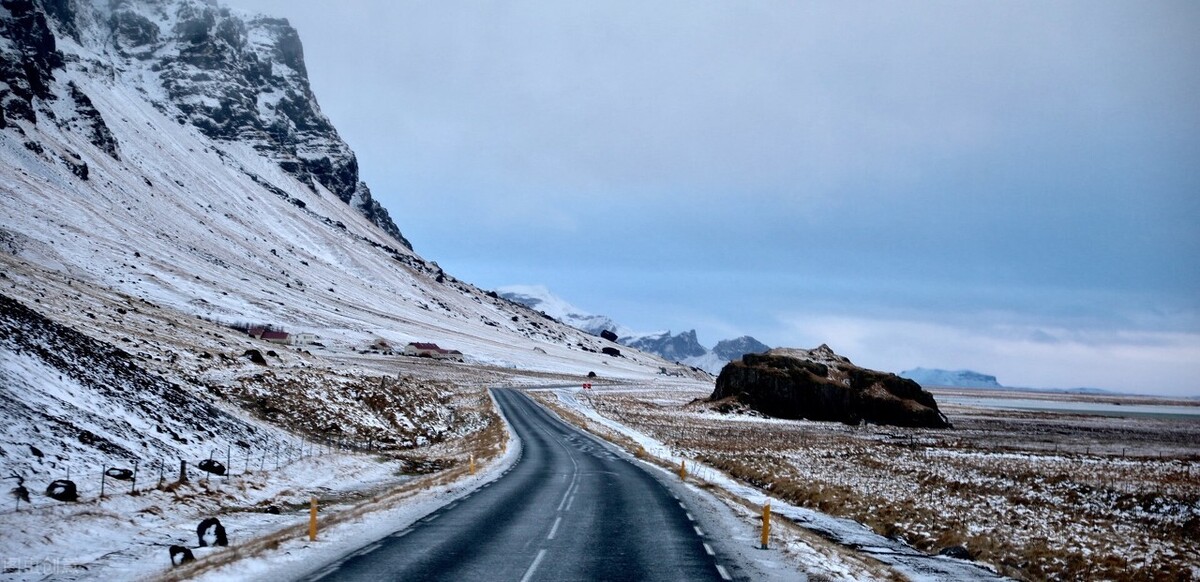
[292,333,319,346]
[404,342,464,361]
[247,326,290,344]
[259,330,290,344]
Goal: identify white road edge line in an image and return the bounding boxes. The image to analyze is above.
[565,493,576,511]
[686,513,694,522]
[547,516,562,540]
[703,543,715,556]
[716,564,732,580]
[694,526,704,537]
[520,549,548,582]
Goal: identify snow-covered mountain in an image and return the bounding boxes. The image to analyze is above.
[495,285,627,337]
[622,329,707,361]
[0,0,680,503]
[899,367,1003,388]
[496,285,770,374]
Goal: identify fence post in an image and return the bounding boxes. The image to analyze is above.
[761,503,771,550]
[99,465,106,501]
[179,460,188,483]
[308,497,318,541]
[226,444,231,479]
[131,461,139,494]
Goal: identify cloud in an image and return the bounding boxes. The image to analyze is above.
[772,312,1200,395]
[226,0,1200,393]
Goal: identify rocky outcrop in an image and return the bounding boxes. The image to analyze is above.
[712,335,770,361]
[0,0,410,248]
[0,0,64,127]
[623,329,707,362]
[711,345,951,428]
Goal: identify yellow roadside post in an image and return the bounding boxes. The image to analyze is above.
[679,459,687,480]
[309,497,318,541]
[760,503,771,549]
[469,454,476,475]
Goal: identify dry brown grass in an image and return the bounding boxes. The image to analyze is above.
[155,387,508,582]
[582,388,1200,582]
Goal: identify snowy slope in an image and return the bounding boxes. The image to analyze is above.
[0,0,683,508]
[0,1,688,576]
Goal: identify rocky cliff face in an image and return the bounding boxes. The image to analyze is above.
[623,329,708,362]
[712,335,770,361]
[711,345,951,428]
[0,0,409,247]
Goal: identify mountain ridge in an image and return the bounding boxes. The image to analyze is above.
[497,284,770,374]
[899,367,1003,388]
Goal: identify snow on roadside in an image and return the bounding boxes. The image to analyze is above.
[545,386,1010,582]
[186,389,522,582]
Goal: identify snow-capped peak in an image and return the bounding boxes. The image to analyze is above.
[495,285,628,337]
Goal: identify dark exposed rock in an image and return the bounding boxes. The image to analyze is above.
[66,81,119,160]
[196,517,228,547]
[110,5,159,52]
[622,329,706,361]
[45,478,78,501]
[601,346,621,357]
[197,458,226,476]
[104,467,134,480]
[712,335,770,361]
[939,545,974,560]
[169,545,195,567]
[241,349,266,365]
[599,329,618,342]
[0,0,64,125]
[710,345,951,429]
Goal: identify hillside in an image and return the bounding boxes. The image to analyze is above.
[0,0,693,567]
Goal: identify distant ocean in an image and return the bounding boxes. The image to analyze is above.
[939,395,1200,420]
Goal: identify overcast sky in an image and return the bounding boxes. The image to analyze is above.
[228,1,1199,395]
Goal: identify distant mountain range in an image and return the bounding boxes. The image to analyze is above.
[899,368,1003,388]
[496,286,770,374]
[900,368,1131,396]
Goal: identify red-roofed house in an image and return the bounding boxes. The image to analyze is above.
[404,342,463,361]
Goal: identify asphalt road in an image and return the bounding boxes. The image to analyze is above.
[308,388,732,581]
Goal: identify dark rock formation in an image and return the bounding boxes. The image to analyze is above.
[599,329,618,342]
[0,0,63,126]
[712,335,770,361]
[710,345,951,428]
[601,346,621,357]
[104,467,134,480]
[169,545,195,566]
[197,458,226,476]
[45,479,78,501]
[0,0,411,247]
[196,517,228,547]
[939,545,974,560]
[622,329,706,362]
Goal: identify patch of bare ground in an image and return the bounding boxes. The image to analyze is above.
[580,387,1200,582]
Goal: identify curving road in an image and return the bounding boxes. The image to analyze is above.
[307,388,732,581]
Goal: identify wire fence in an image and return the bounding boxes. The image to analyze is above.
[6,434,388,512]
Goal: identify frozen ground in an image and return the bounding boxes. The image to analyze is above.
[544,384,1200,582]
